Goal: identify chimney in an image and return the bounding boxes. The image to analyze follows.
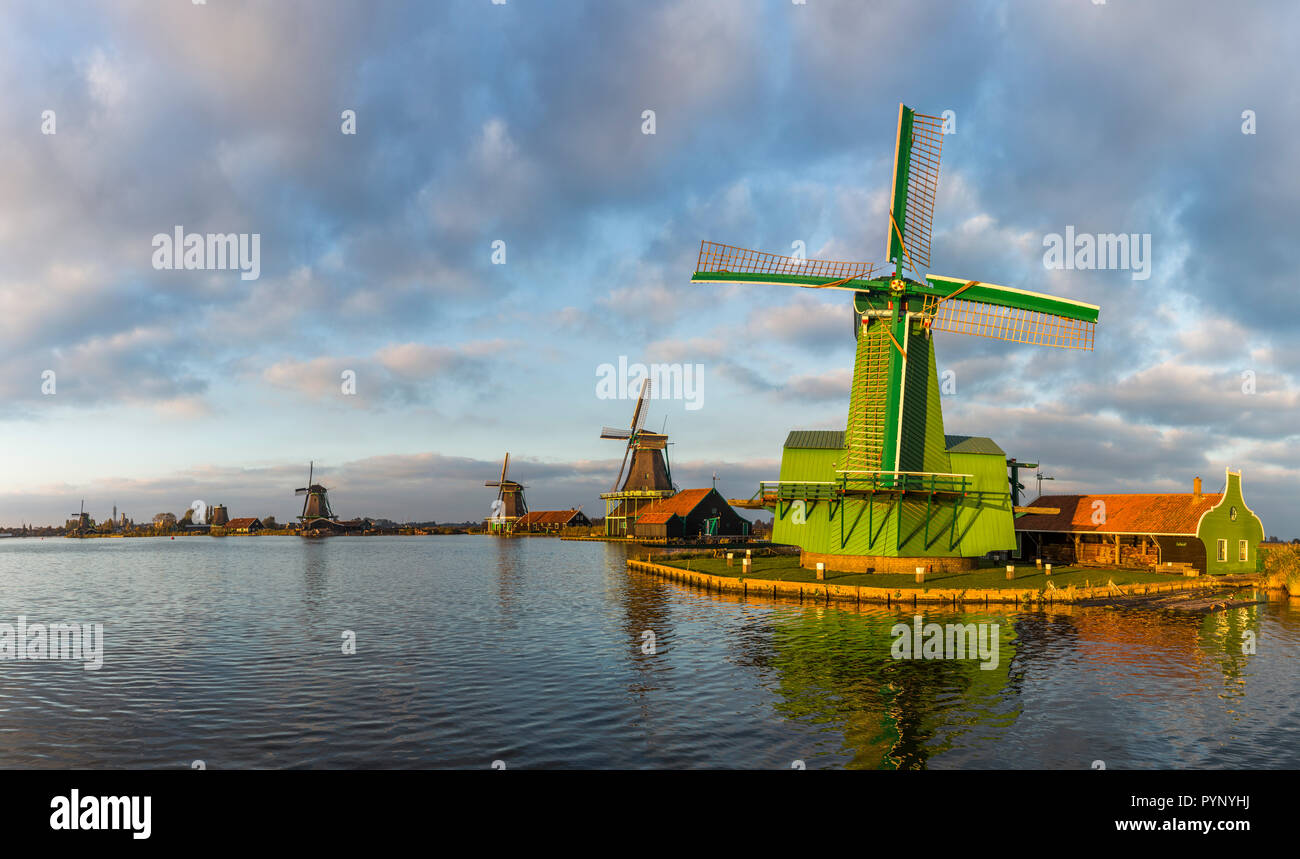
[1193,476,1202,501]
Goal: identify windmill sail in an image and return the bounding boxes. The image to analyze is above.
[920,275,1098,350]
[693,241,879,290]
[601,377,672,493]
[887,104,944,273]
[630,378,651,432]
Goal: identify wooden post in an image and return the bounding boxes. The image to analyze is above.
[1045,563,1052,576]
[815,562,825,581]
[1005,564,1015,580]
[915,566,925,584]
[726,552,733,567]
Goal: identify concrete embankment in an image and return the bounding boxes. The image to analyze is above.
[627,559,1258,608]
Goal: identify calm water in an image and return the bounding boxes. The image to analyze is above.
[0,535,1296,769]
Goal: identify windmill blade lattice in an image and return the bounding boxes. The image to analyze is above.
[922,295,1096,350]
[695,241,880,287]
[887,105,944,273]
[631,378,651,433]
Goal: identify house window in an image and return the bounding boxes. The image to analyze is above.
[1217,539,1227,562]
[1239,540,1248,562]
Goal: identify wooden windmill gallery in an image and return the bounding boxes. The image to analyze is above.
[691,103,1101,573]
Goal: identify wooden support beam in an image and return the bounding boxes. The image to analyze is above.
[842,499,870,550]
[869,498,895,549]
[952,504,983,550]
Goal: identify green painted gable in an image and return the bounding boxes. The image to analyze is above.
[1196,470,1265,574]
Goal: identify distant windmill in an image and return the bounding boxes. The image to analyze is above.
[485,453,527,532]
[600,378,673,492]
[295,461,336,527]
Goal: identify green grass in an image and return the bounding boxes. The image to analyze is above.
[657,555,1193,590]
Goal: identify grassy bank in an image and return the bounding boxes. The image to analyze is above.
[1261,543,1300,594]
[657,555,1194,590]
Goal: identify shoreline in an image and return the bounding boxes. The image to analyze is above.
[628,558,1269,607]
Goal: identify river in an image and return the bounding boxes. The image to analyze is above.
[0,535,1294,768]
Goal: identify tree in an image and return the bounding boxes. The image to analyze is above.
[263,516,279,529]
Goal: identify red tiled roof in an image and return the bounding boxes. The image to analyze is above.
[636,488,716,521]
[636,511,680,525]
[225,517,261,529]
[516,510,583,526]
[1014,493,1222,535]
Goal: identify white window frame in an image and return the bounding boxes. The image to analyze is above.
[1217,539,1227,562]
[1239,540,1248,562]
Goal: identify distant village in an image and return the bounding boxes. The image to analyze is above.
[0,462,499,539]
[0,508,480,539]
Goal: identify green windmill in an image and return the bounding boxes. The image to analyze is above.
[692,104,1099,571]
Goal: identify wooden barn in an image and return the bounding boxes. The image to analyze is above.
[513,509,592,533]
[1014,469,1264,575]
[224,517,264,535]
[631,488,751,541]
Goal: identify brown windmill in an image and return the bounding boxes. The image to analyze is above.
[485,452,527,534]
[599,379,675,536]
[296,461,337,530]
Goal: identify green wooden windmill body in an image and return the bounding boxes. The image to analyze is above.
[691,104,1099,563]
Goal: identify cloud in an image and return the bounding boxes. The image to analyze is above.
[260,340,504,408]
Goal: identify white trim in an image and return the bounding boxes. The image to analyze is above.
[926,274,1100,312]
[692,277,863,293]
[1193,467,1260,536]
[887,102,905,263]
[1016,529,1197,537]
[760,480,837,485]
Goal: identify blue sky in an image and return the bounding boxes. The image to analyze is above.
[2,0,1299,532]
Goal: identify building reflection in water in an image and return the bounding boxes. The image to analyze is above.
[656,581,1266,769]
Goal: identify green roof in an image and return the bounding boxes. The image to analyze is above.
[944,434,1005,456]
[784,430,845,450]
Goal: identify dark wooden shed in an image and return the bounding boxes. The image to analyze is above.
[632,488,750,541]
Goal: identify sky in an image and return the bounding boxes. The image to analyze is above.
[1,0,1299,532]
